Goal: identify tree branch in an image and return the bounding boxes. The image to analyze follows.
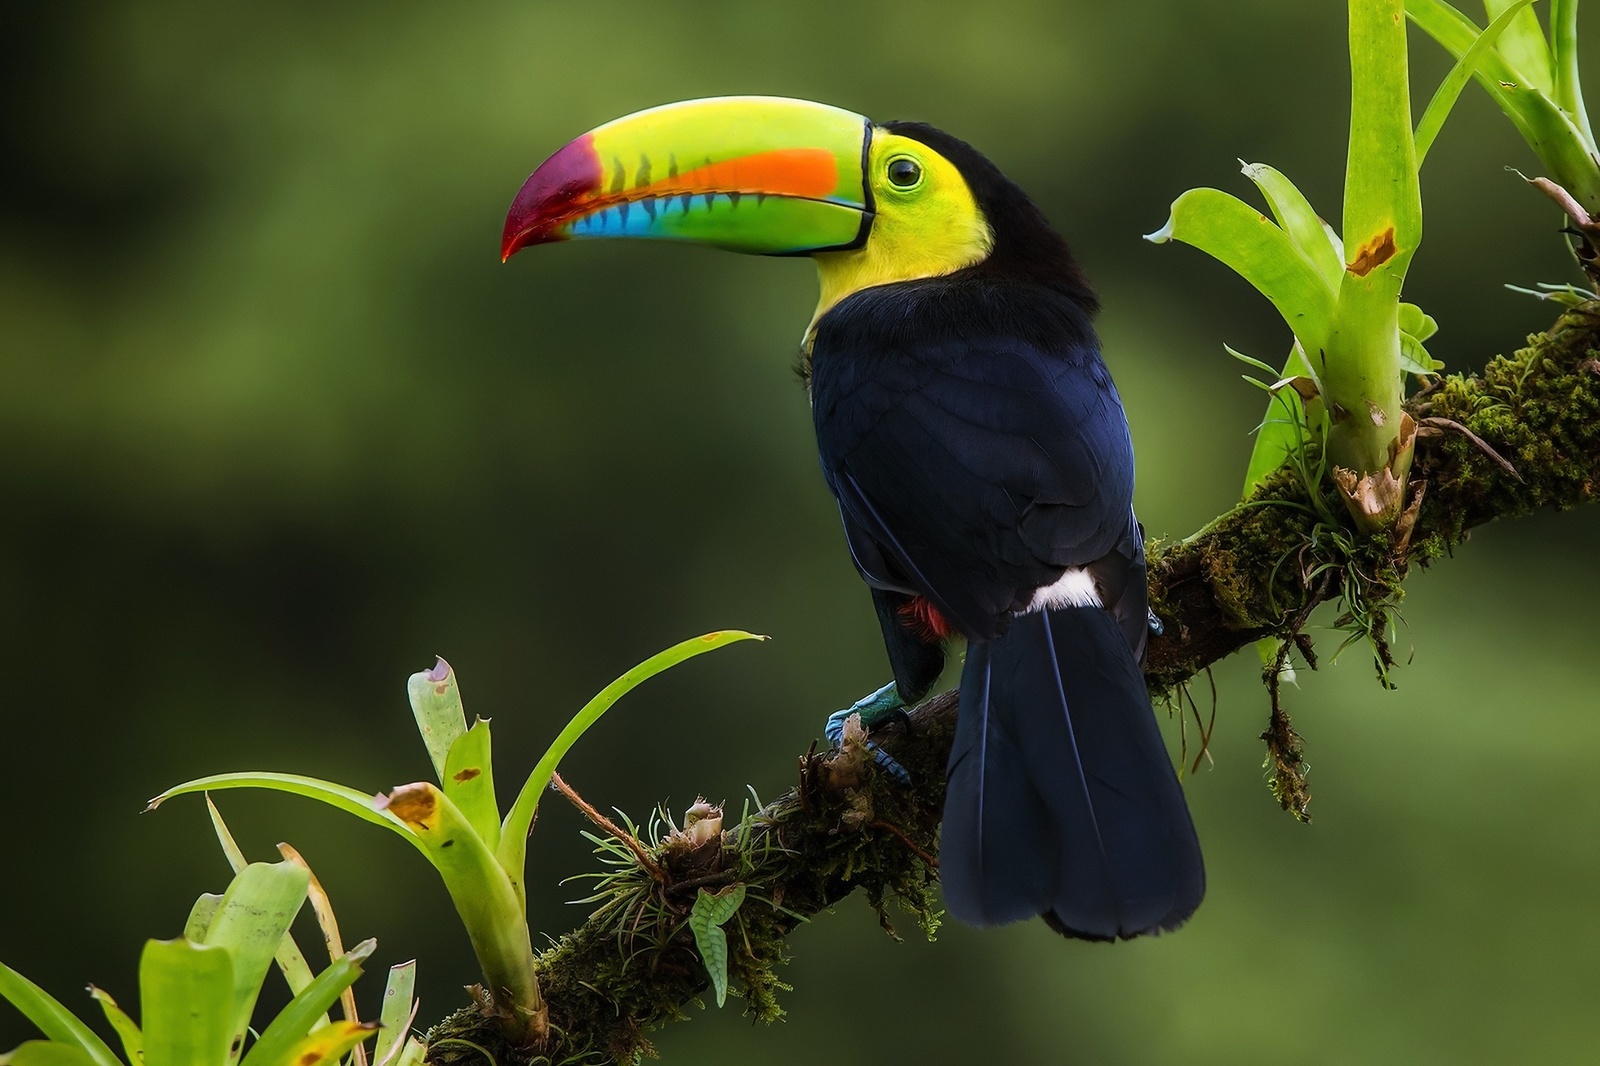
[427,304,1600,1065]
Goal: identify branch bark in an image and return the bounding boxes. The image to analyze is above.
[427,304,1600,1066]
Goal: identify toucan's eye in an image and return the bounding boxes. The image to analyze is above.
[887,157,923,188]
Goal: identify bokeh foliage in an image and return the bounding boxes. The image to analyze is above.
[2,1,1597,1062]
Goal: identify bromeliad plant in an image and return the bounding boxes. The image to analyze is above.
[1409,1,1600,284]
[1147,0,1544,528]
[0,854,422,1066]
[146,631,762,1044]
[1144,0,1553,805]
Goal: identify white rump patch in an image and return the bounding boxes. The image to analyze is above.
[1027,567,1102,611]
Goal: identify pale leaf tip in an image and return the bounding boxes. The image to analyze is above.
[426,657,451,683]
[1143,217,1176,244]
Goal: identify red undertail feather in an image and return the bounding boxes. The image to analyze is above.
[899,596,954,641]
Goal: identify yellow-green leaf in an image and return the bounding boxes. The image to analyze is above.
[1146,188,1335,357]
[198,861,311,1063]
[205,798,320,1002]
[254,1022,378,1066]
[87,988,141,1066]
[373,961,417,1066]
[238,941,373,1066]
[138,939,235,1066]
[376,783,539,1025]
[1239,162,1344,290]
[149,773,429,858]
[1414,0,1541,164]
[443,720,499,852]
[1484,0,1554,93]
[0,1043,102,1066]
[406,658,467,782]
[1237,341,1321,495]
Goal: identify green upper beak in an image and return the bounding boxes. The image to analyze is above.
[501,96,875,260]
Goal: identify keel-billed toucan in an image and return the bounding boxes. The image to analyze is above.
[502,97,1205,939]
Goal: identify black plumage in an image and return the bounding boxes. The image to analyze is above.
[809,124,1204,938]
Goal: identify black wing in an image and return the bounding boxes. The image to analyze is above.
[811,289,1136,643]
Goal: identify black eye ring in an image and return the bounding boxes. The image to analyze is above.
[886,156,923,188]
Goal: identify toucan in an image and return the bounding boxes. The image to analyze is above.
[502,96,1205,939]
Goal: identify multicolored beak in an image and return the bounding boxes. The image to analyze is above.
[501,96,874,261]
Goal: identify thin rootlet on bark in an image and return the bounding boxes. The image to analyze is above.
[427,304,1600,1065]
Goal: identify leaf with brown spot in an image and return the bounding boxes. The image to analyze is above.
[1346,226,1397,276]
[375,783,437,830]
[443,719,500,851]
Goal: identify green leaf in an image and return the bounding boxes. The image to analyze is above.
[198,861,311,1062]
[1398,302,1439,341]
[1484,0,1554,92]
[1409,0,1600,208]
[689,885,746,1008]
[1239,162,1344,289]
[1321,0,1422,488]
[1145,187,1335,356]
[406,658,467,783]
[1239,342,1320,495]
[184,894,223,943]
[0,1043,102,1066]
[1550,0,1592,136]
[206,794,251,873]
[1225,343,1282,378]
[1399,333,1446,374]
[498,631,766,896]
[1347,0,1423,274]
[87,988,141,1066]
[0,963,121,1066]
[251,1022,378,1066]
[205,798,320,1002]
[393,1039,427,1066]
[239,941,373,1066]
[148,773,429,858]
[373,961,416,1066]
[442,720,500,853]
[138,939,236,1066]
[1415,0,1542,164]
[377,783,540,1026]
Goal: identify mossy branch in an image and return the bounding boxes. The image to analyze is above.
[1144,302,1600,692]
[427,304,1600,1065]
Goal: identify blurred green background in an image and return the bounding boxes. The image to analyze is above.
[3,1,1597,1061]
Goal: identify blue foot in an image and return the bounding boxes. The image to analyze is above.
[825,682,911,783]
[1147,608,1165,636]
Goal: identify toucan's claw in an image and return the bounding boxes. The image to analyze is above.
[824,682,911,783]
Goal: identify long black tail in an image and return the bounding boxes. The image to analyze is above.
[941,606,1205,939]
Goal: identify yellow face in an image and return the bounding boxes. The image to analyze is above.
[811,130,994,327]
